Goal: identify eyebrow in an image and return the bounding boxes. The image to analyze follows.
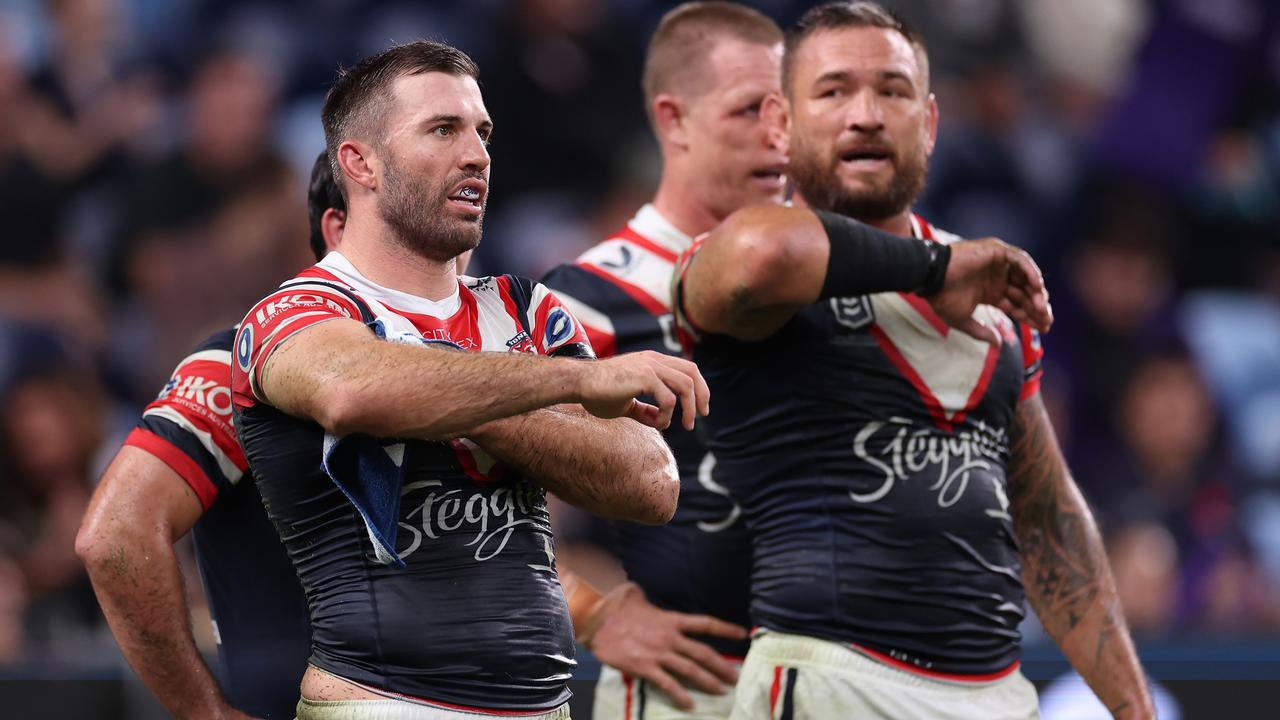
[420,114,494,130]
[813,69,916,87]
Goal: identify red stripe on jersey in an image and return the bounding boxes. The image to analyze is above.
[235,282,365,407]
[1019,324,1044,401]
[578,262,669,317]
[124,427,219,509]
[869,325,953,431]
[769,666,783,715]
[853,643,1021,683]
[914,214,936,241]
[623,673,635,719]
[613,226,679,263]
[298,266,345,283]
[582,324,617,358]
[948,342,1002,427]
[899,292,950,337]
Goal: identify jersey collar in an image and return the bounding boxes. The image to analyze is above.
[316,251,463,319]
[629,204,694,256]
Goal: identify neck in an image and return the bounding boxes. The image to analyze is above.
[336,209,458,300]
[651,163,725,238]
[792,193,916,238]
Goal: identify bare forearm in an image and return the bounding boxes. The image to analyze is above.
[471,405,678,523]
[83,533,238,719]
[265,323,587,439]
[1009,397,1152,719]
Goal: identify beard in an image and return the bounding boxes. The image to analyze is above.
[378,154,484,263]
[790,132,927,221]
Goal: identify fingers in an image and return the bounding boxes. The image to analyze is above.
[678,613,749,641]
[662,651,726,697]
[623,400,663,428]
[674,634,739,686]
[651,361,698,431]
[643,667,696,711]
[956,316,1001,346]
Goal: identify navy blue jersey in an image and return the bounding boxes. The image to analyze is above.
[674,216,1045,677]
[231,252,595,712]
[126,329,310,719]
[541,204,752,657]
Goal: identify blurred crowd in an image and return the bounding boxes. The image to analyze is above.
[0,0,1277,669]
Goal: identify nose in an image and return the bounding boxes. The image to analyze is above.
[846,88,884,133]
[459,128,490,173]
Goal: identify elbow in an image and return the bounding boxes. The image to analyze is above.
[74,515,118,577]
[626,435,680,525]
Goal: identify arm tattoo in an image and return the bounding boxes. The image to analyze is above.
[1007,395,1152,718]
[1006,396,1104,634]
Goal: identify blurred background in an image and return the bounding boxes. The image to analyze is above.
[0,0,1277,717]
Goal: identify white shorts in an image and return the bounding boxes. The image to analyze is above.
[730,631,1039,720]
[594,664,739,720]
[296,697,571,720]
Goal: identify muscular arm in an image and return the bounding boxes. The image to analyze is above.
[260,320,707,438]
[75,447,253,720]
[1007,395,1154,719]
[469,405,678,524]
[679,205,1051,342]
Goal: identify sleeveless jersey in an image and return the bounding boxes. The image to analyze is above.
[673,215,1044,677]
[230,251,594,712]
[541,204,752,657]
[124,329,310,719]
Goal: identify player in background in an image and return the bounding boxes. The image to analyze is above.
[540,3,785,716]
[75,151,347,720]
[675,3,1151,718]
[232,41,713,719]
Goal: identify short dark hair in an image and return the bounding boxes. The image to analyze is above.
[321,40,479,199]
[307,150,344,262]
[643,2,782,125]
[783,1,928,96]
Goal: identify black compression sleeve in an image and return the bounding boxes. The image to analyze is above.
[815,210,951,298]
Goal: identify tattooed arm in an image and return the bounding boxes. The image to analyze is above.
[1007,394,1154,719]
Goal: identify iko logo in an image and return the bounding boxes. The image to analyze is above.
[253,293,352,325]
[171,375,234,416]
[544,307,575,349]
[236,325,254,371]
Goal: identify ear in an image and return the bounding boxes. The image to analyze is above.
[652,93,690,151]
[924,92,939,157]
[321,208,346,253]
[337,140,377,193]
[761,92,790,156]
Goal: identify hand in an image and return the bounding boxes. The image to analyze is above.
[575,351,710,430]
[578,583,747,711]
[930,238,1053,344]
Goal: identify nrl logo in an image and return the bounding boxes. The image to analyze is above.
[831,295,874,330]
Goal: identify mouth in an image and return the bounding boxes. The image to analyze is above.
[446,179,487,216]
[839,146,894,171]
[750,165,787,190]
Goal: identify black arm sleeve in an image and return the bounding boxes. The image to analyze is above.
[816,210,951,298]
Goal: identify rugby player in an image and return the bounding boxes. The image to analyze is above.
[76,152,347,720]
[230,41,710,719]
[541,3,785,716]
[674,3,1152,718]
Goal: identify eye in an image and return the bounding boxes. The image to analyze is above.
[478,128,493,145]
[737,102,762,118]
[818,87,843,99]
[432,125,454,137]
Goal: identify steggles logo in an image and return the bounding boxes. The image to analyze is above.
[850,418,1009,515]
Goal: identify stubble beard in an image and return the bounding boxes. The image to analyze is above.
[790,133,928,221]
[378,156,483,263]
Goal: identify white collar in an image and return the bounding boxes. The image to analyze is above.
[316,251,462,319]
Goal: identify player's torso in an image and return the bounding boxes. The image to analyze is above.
[234,258,582,709]
[692,219,1035,675]
[542,206,752,652]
